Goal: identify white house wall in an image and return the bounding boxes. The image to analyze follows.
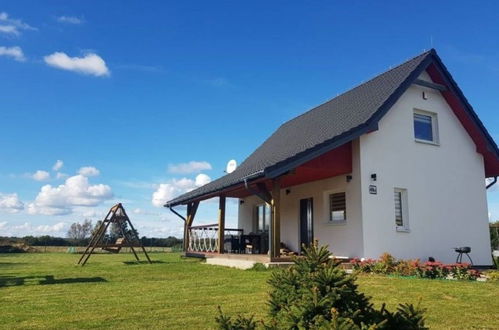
[359,71,492,265]
[238,140,364,257]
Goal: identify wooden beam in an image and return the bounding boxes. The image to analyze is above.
[413,79,447,91]
[217,195,226,254]
[270,178,281,260]
[184,201,199,252]
[255,182,272,204]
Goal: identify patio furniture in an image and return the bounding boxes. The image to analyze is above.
[454,246,473,265]
[241,234,261,254]
[229,235,243,253]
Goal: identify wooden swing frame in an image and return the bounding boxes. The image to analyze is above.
[77,203,152,266]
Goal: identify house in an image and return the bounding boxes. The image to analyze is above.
[166,49,499,267]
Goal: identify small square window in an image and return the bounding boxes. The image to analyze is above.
[329,192,346,222]
[414,111,438,144]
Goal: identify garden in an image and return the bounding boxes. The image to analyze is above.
[0,250,498,329]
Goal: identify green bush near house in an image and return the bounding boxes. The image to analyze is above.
[352,254,481,280]
[217,244,426,329]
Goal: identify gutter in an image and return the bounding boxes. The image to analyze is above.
[487,176,498,190]
[169,206,186,222]
[165,170,265,208]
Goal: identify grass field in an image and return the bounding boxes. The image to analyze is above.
[1,252,498,329]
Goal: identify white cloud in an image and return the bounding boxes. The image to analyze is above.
[151,174,211,207]
[44,52,110,77]
[52,160,64,171]
[0,46,25,61]
[168,161,212,174]
[195,173,211,187]
[1,221,67,236]
[35,222,66,233]
[56,172,68,179]
[57,16,83,25]
[28,174,113,215]
[32,170,50,181]
[0,193,24,213]
[0,12,36,36]
[78,166,100,177]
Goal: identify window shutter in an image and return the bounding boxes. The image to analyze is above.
[330,192,346,221]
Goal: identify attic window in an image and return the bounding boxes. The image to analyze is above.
[414,110,438,144]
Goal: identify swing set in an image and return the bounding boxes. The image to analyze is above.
[77,203,152,266]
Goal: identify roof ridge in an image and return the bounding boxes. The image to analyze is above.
[278,49,434,129]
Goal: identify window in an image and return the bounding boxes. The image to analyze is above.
[329,192,346,222]
[256,204,270,232]
[394,188,409,231]
[414,110,438,144]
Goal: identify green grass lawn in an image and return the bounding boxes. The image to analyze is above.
[1,252,498,329]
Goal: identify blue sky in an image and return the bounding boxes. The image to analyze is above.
[0,1,498,238]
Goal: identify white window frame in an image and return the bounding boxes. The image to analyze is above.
[394,188,410,232]
[323,190,347,225]
[413,109,439,145]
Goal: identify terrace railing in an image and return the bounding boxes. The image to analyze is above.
[187,224,243,253]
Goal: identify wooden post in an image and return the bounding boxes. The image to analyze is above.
[183,203,192,252]
[184,201,199,253]
[270,178,281,260]
[218,195,226,254]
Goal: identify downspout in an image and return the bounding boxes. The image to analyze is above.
[487,176,498,190]
[168,206,188,252]
[168,206,186,222]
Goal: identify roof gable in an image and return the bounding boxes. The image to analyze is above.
[166,49,498,207]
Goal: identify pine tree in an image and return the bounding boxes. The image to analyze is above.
[216,242,426,329]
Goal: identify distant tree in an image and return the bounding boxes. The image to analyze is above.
[23,235,70,246]
[67,219,93,240]
[491,221,499,251]
[110,220,139,242]
[92,220,103,236]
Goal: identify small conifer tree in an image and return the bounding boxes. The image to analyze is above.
[217,242,426,329]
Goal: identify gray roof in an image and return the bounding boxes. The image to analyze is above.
[166,49,498,207]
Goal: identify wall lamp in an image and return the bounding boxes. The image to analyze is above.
[346,175,353,183]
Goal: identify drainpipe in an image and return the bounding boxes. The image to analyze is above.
[169,206,186,222]
[487,176,498,190]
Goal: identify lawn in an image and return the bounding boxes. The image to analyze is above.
[0,252,498,329]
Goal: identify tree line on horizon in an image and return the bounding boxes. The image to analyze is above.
[1,219,182,248]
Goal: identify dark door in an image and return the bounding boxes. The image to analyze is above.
[300,198,314,252]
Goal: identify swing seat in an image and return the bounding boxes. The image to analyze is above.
[102,238,125,253]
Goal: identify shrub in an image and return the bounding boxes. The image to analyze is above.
[483,270,499,282]
[393,259,419,276]
[378,252,397,274]
[216,243,426,329]
[353,254,480,281]
[247,263,268,272]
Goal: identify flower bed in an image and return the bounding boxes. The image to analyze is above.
[351,253,481,281]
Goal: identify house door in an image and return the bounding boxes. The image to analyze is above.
[299,198,314,252]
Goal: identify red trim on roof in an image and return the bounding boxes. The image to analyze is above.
[427,64,499,177]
